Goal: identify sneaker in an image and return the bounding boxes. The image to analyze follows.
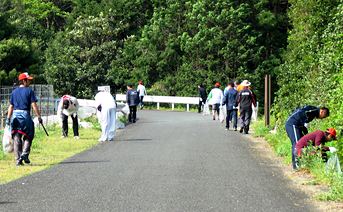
[16,161,24,166]
[234,128,237,131]
[213,115,215,120]
[74,136,80,139]
[133,120,136,123]
[20,154,30,164]
[61,135,67,138]
[225,127,229,131]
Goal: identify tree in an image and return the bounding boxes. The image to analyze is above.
[44,10,125,98]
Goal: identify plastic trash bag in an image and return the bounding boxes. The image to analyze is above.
[2,125,14,154]
[121,104,130,115]
[203,102,210,115]
[78,106,97,119]
[219,106,226,123]
[326,152,341,174]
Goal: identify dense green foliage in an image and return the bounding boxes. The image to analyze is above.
[273,0,343,158]
[0,0,288,102]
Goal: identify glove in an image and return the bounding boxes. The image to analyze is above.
[38,117,43,124]
[329,147,337,153]
[6,118,10,126]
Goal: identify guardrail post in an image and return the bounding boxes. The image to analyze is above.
[172,103,174,110]
[187,104,189,112]
[157,102,159,110]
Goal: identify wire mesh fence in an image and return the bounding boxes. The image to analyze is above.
[0,84,54,129]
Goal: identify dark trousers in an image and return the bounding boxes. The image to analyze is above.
[285,123,302,169]
[226,109,237,129]
[139,96,144,107]
[62,113,79,137]
[239,108,252,132]
[129,106,137,122]
[198,100,206,113]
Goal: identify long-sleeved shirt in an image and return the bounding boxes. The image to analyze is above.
[234,87,256,110]
[207,88,223,104]
[137,84,147,96]
[294,130,330,151]
[57,95,79,117]
[126,89,139,106]
[285,105,319,127]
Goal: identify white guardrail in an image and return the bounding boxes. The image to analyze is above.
[115,94,199,112]
[115,94,258,121]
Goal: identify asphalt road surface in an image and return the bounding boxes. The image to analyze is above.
[0,110,319,212]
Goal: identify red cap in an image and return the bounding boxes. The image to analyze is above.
[215,83,220,87]
[326,128,337,140]
[18,72,33,81]
[139,81,143,84]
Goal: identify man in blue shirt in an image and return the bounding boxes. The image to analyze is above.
[223,81,238,131]
[7,72,42,166]
[285,105,329,170]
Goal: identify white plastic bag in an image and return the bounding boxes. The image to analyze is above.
[326,152,342,174]
[121,104,130,115]
[219,106,226,123]
[2,125,14,154]
[78,106,97,119]
[203,102,210,115]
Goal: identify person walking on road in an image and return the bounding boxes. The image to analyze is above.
[57,95,80,139]
[285,105,329,170]
[198,83,207,114]
[95,91,116,142]
[137,81,147,109]
[294,128,337,166]
[126,83,140,123]
[234,80,256,134]
[7,72,42,166]
[223,81,238,131]
[207,83,223,120]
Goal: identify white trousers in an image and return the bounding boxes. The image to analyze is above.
[98,108,116,141]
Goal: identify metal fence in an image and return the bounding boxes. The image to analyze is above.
[0,84,54,129]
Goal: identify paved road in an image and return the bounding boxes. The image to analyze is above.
[0,110,318,212]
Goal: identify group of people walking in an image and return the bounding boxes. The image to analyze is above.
[198,79,257,134]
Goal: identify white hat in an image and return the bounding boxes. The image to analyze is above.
[241,80,251,87]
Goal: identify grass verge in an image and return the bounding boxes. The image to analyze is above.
[251,117,343,201]
[0,121,101,185]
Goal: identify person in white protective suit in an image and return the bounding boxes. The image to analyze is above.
[57,95,80,139]
[95,91,116,142]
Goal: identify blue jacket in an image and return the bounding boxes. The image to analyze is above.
[285,105,320,127]
[126,89,140,106]
[223,88,238,110]
[11,110,35,141]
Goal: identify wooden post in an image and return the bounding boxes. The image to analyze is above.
[265,75,271,126]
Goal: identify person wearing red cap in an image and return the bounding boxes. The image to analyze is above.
[57,95,80,139]
[137,81,147,109]
[207,83,223,120]
[6,72,42,166]
[294,128,338,167]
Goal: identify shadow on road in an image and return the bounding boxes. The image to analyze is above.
[59,160,110,164]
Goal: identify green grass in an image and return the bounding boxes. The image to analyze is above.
[252,116,343,201]
[0,119,101,185]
